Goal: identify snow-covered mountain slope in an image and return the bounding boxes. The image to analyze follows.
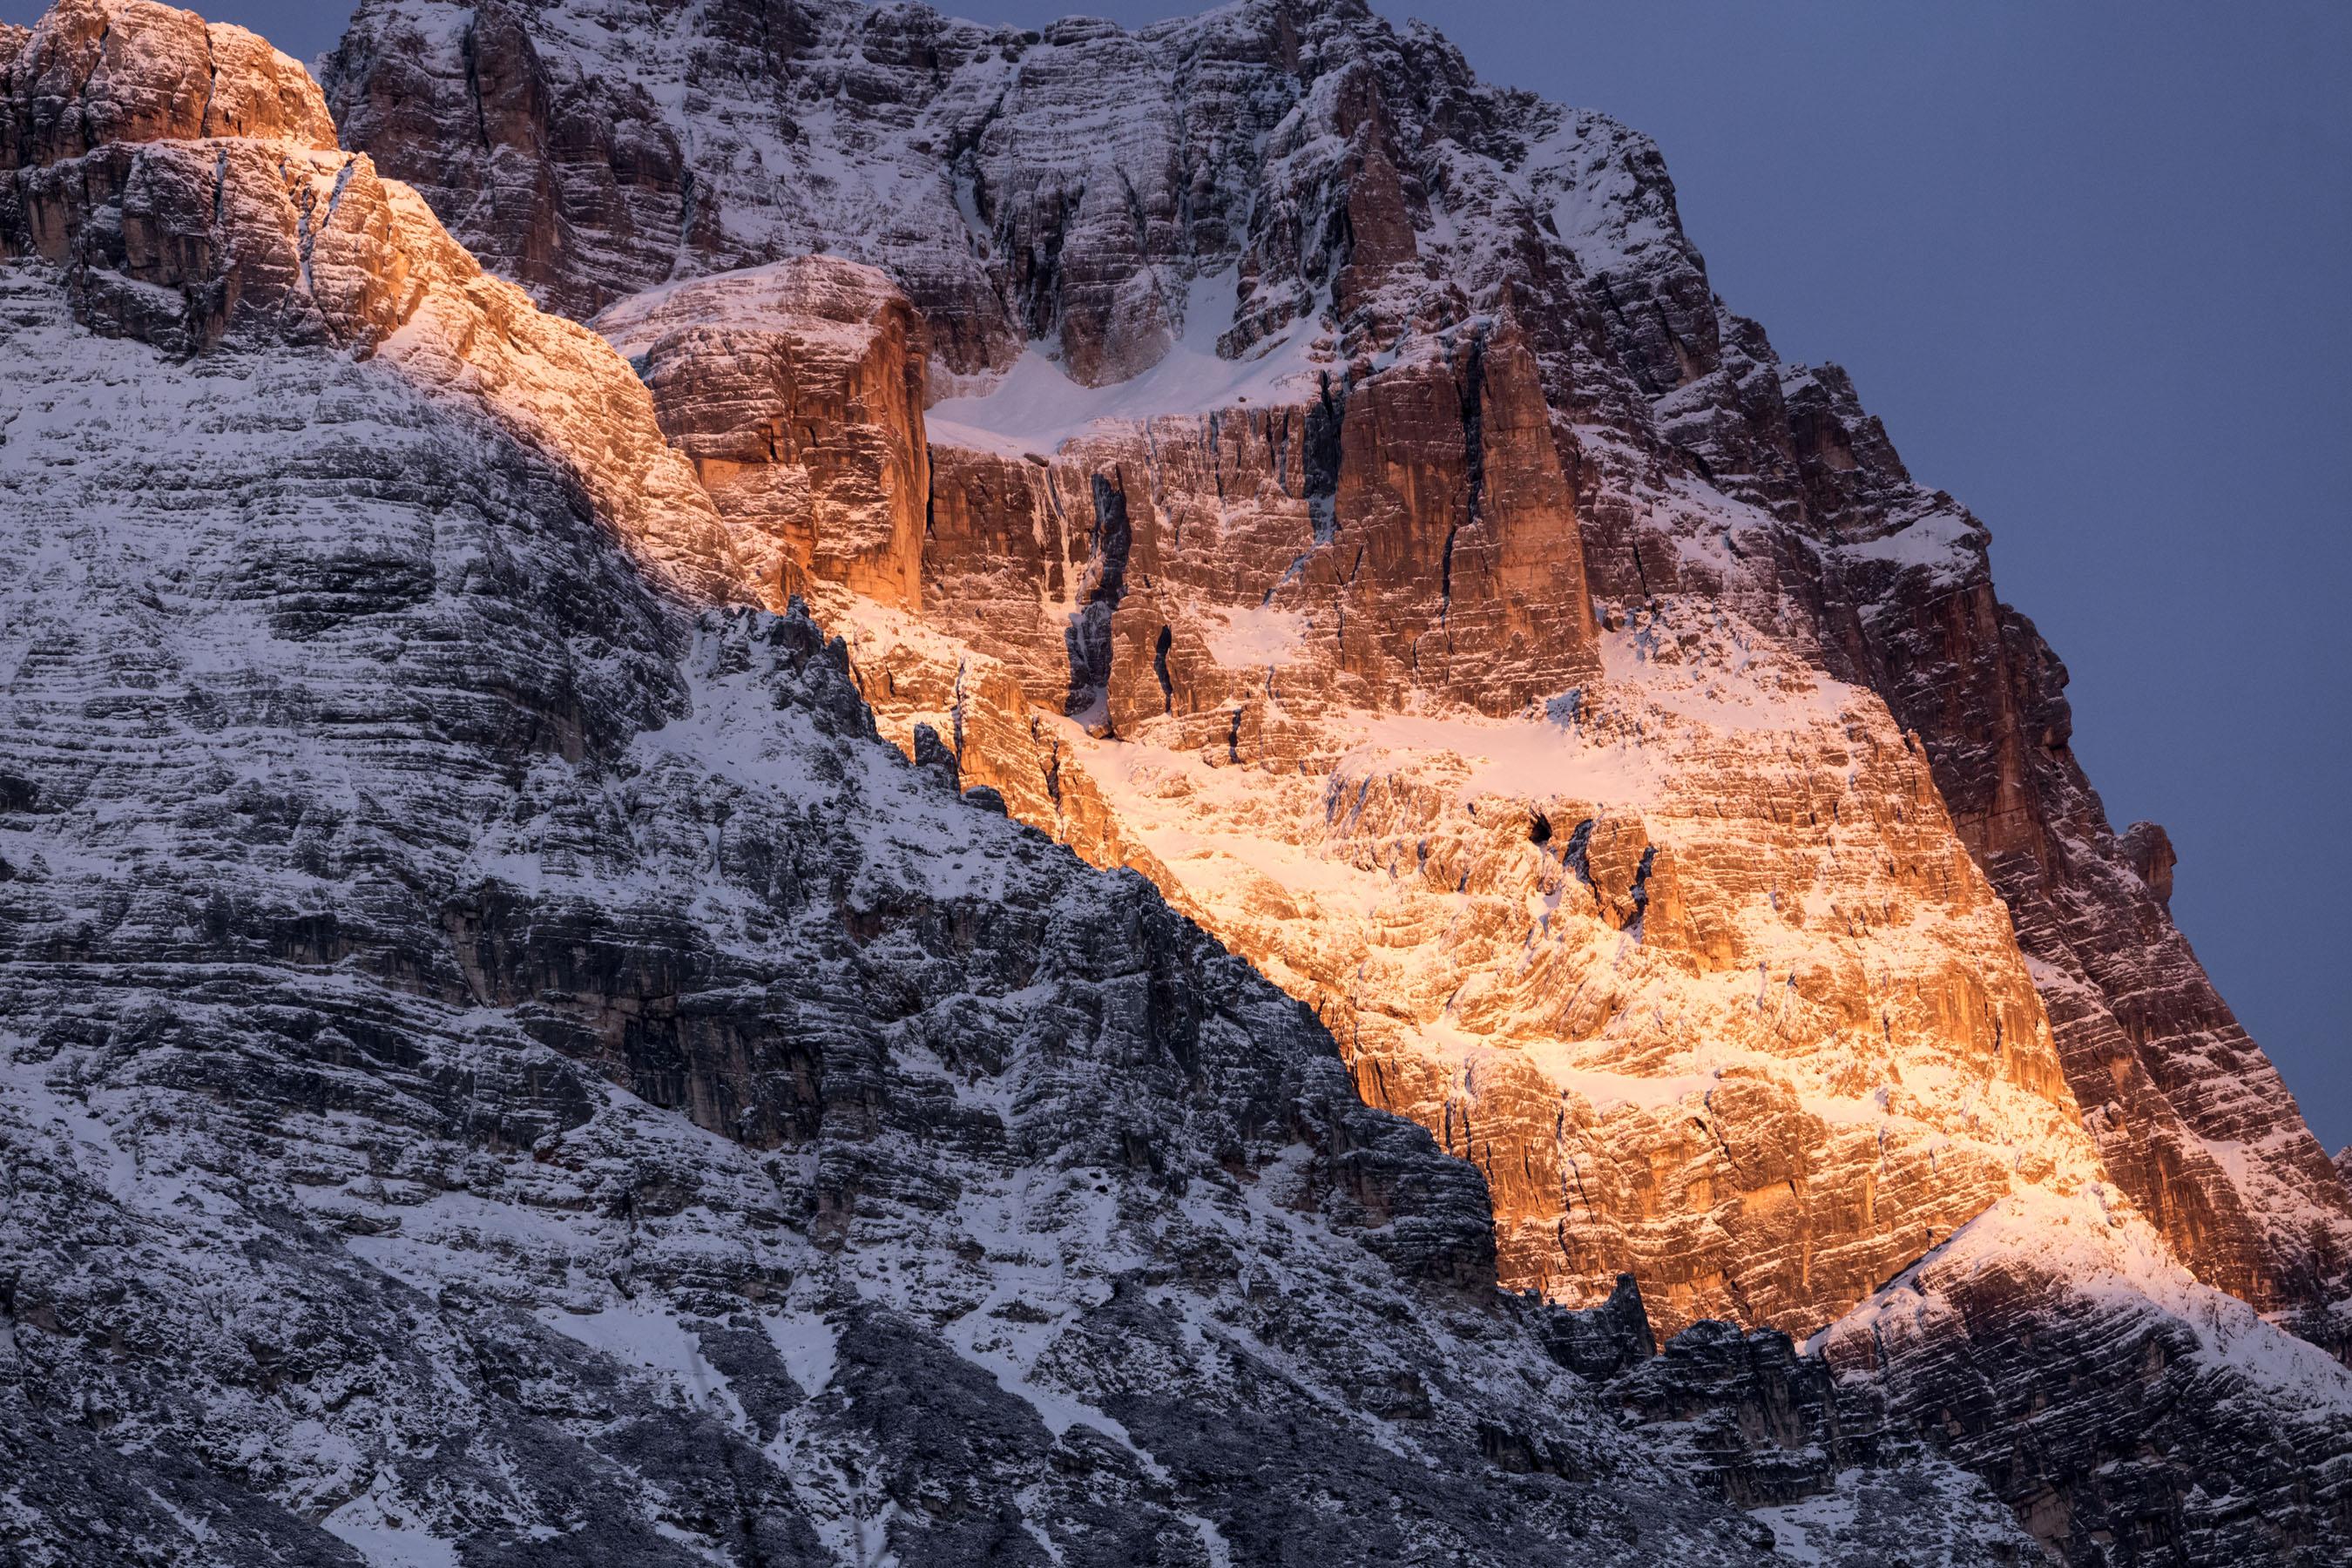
[0,3,2075,1564]
[4,0,2349,1562]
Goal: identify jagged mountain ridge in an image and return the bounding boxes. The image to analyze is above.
[0,0,2347,1563]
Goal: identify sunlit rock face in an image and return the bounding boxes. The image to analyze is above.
[1866,566,2352,1315]
[1537,129,2352,1321]
[0,0,749,607]
[280,0,2352,1553]
[590,226,2352,1568]
[919,329,1601,730]
[598,259,935,612]
[486,0,2352,1346]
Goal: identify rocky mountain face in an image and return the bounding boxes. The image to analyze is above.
[315,0,2352,1559]
[0,4,2062,1565]
[1,0,2348,1564]
[644,255,2084,1341]
[569,253,2352,1567]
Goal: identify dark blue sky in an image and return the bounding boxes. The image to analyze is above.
[10,0,2346,1150]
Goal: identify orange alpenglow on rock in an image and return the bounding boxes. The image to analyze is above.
[456,0,2352,1361]
[598,247,2100,1342]
[597,260,935,615]
[0,0,748,605]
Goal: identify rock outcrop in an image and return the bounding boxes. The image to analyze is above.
[1538,121,2352,1321]
[0,0,749,605]
[598,258,934,612]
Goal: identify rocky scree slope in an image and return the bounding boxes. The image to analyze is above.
[315,0,2352,1560]
[0,3,2063,1565]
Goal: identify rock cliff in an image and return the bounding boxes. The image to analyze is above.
[3,0,2349,1562]
[324,0,2352,1339]
[593,257,2352,1555]
[314,0,2352,1558]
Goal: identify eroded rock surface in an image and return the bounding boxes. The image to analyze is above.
[289,3,2352,1560]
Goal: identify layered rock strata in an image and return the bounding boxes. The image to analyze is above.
[598,258,934,612]
[301,1,2352,1558]
[0,0,748,605]
[1571,143,2352,1322]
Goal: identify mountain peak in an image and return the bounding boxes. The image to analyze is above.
[3,0,335,164]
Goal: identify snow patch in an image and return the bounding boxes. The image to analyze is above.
[761,1310,840,1396]
[1200,605,1308,669]
[535,1301,750,1428]
[321,1490,463,1568]
[1354,710,1662,805]
[926,269,1327,455]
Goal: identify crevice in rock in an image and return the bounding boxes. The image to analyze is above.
[1459,328,1488,531]
[1305,368,1344,544]
[1061,470,1132,719]
[459,16,493,154]
[1437,524,1456,636]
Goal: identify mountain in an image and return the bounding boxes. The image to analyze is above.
[0,0,2346,1563]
